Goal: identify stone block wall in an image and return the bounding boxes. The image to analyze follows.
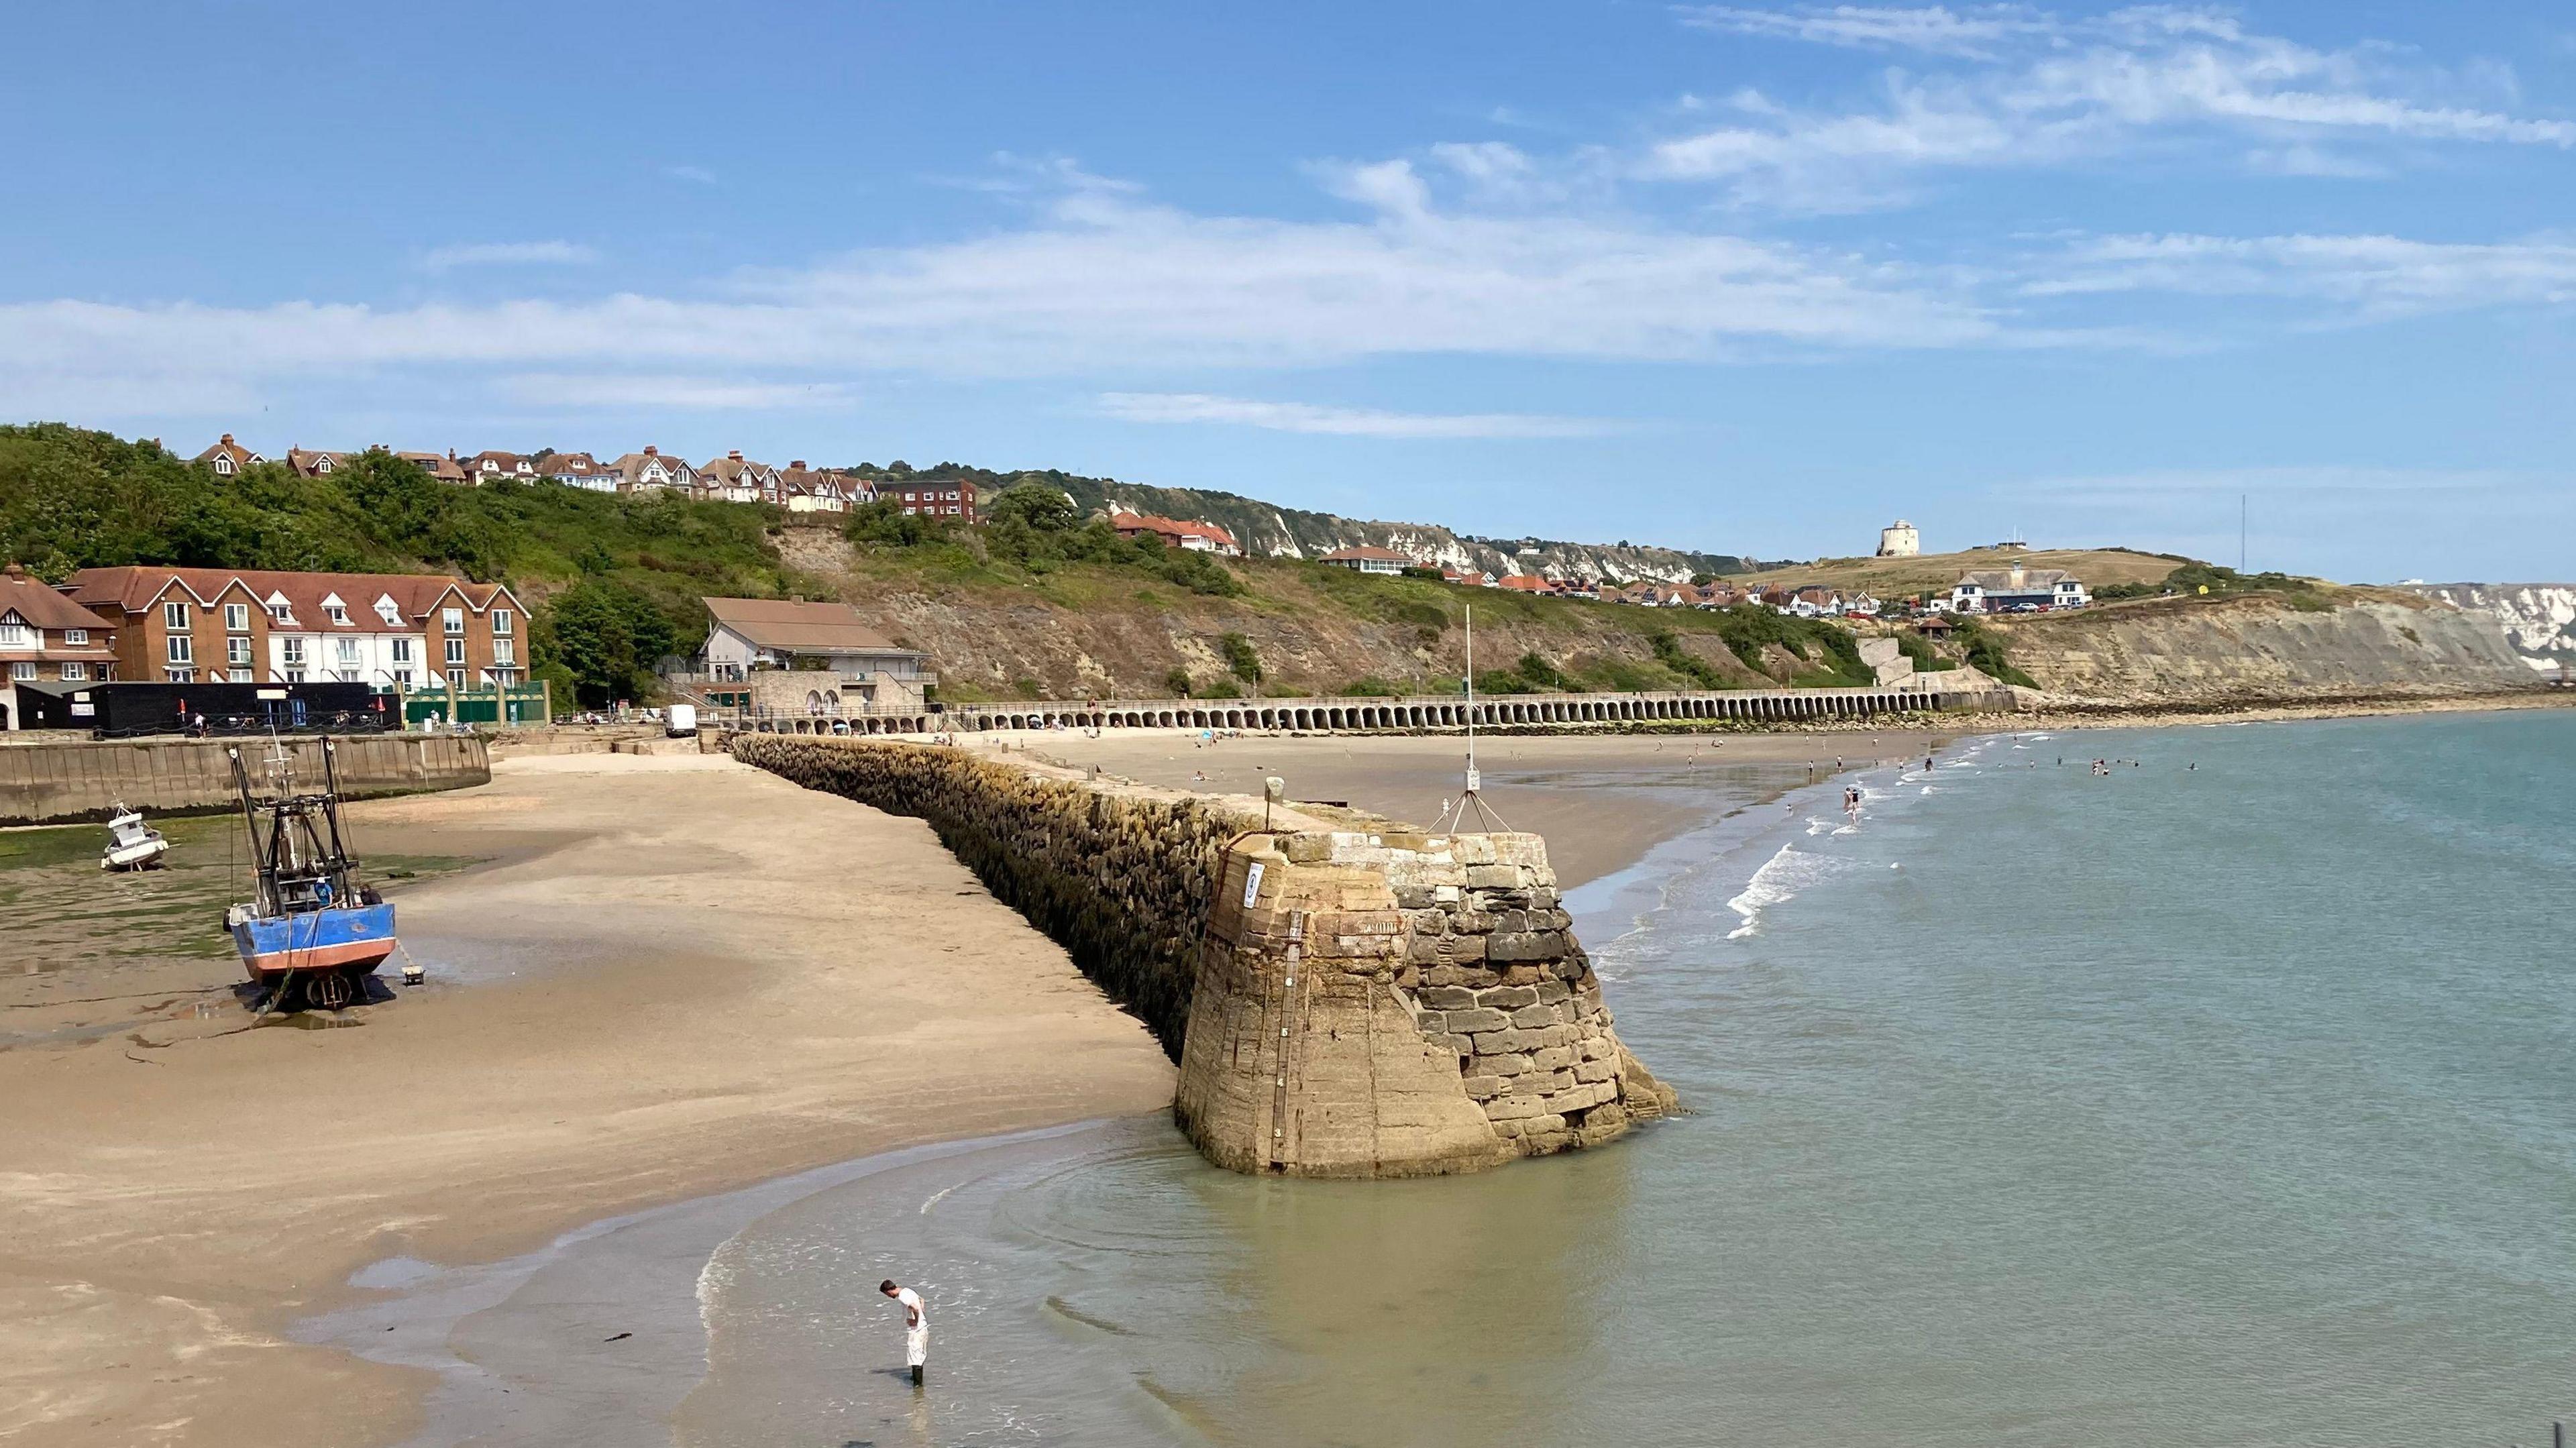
[0,733,490,826]
[1177,828,1675,1177]
[731,732,1240,1054]
[733,735,1675,1177]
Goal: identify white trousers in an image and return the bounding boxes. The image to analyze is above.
[906,1323,928,1368]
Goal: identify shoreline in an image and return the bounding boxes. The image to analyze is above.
[0,754,1179,1448]
[24,702,2542,1445]
[289,731,1850,1445]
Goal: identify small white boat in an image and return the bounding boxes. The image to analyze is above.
[101,803,171,871]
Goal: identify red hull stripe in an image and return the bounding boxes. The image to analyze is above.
[241,940,395,977]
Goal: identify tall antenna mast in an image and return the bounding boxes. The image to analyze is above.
[1438,604,1507,834]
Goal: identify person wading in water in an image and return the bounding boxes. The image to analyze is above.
[881,1279,927,1386]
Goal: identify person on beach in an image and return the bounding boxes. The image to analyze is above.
[881,1279,927,1386]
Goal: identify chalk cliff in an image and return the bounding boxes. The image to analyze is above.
[1979,594,2540,707]
[2404,583,2576,675]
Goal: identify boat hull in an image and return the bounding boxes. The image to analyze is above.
[232,903,397,979]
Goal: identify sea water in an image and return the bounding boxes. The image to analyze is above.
[675,710,2576,1447]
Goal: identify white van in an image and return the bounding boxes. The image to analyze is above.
[666,704,698,737]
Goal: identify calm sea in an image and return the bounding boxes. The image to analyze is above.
[673,710,2575,1447]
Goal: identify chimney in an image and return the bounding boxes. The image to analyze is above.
[790,460,806,470]
[3,563,23,580]
[219,433,234,445]
[644,445,658,455]
[729,449,744,461]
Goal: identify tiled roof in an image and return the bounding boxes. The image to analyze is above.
[0,567,116,634]
[702,597,924,655]
[64,567,519,631]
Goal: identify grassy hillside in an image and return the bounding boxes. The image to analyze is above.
[841,461,1756,581]
[0,425,1864,706]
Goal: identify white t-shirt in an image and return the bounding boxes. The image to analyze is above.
[896,1287,928,1364]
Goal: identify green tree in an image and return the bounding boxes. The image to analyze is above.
[542,580,681,706]
[985,482,1079,533]
[1220,632,1263,685]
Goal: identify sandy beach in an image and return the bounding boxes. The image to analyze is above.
[0,753,1177,1447]
[984,723,1959,886]
[0,724,1961,1446]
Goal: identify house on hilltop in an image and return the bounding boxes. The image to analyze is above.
[462,450,538,482]
[1945,565,2088,614]
[282,447,351,479]
[880,480,977,522]
[195,435,264,476]
[606,447,697,494]
[1108,510,1242,556]
[696,451,781,504]
[1317,545,1414,575]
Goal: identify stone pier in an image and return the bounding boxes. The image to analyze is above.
[731,735,1675,1177]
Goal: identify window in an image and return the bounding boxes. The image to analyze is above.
[392,667,414,686]
[492,638,516,665]
[65,628,87,645]
[326,604,350,626]
[59,662,85,681]
[284,668,305,683]
[445,667,466,687]
[225,603,250,632]
[268,602,292,624]
[376,598,402,625]
[163,600,190,631]
[9,661,31,681]
[491,609,513,636]
[445,637,466,667]
[166,634,193,665]
[443,608,464,636]
[228,669,253,683]
[226,636,250,667]
[390,638,413,663]
[280,638,305,669]
[0,619,30,648]
[165,667,195,683]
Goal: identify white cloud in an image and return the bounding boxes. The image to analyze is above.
[505,374,855,410]
[422,240,600,272]
[0,182,2003,418]
[1676,4,2053,60]
[1095,393,1616,439]
[2025,233,2576,317]
[665,164,718,185]
[1651,5,2573,205]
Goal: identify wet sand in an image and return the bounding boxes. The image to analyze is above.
[0,754,1176,1447]
[989,725,1958,886]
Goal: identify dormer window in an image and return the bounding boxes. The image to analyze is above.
[326,604,350,626]
[0,615,30,649]
[375,597,402,626]
[268,602,293,624]
[315,457,333,474]
[214,456,233,475]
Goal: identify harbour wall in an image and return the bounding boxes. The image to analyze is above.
[0,733,491,825]
[729,734,1676,1177]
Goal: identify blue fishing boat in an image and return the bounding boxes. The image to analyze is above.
[225,736,396,1010]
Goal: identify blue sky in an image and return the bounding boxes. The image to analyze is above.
[7,1,2573,580]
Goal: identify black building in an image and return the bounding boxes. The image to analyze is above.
[15,680,396,738]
